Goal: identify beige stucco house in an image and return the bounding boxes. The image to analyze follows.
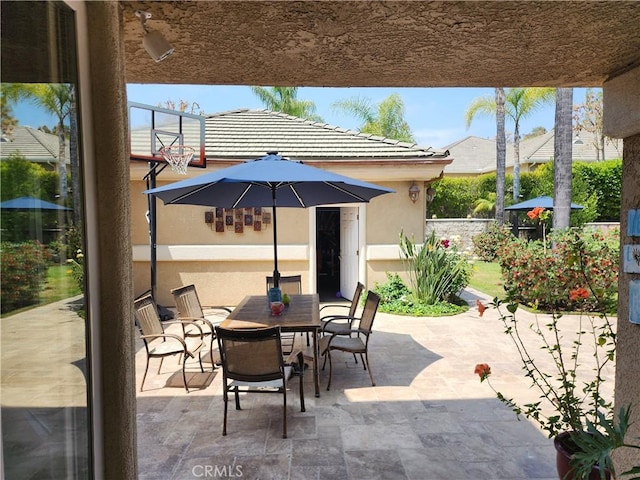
[0,125,71,170]
[130,108,451,306]
[444,130,623,177]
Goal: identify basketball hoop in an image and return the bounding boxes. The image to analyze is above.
[160,145,195,175]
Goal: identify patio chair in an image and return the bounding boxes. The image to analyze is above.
[134,293,210,393]
[319,290,380,390]
[171,284,231,339]
[320,281,365,337]
[266,275,304,351]
[215,326,305,439]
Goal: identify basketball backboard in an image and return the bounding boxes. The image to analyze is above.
[128,101,207,168]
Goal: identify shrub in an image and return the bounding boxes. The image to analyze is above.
[472,222,512,261]
[66,249,84,291]
[1,241,51,312]
[372,272,467,316]
[496,227,619,312]
[400,230,472,304]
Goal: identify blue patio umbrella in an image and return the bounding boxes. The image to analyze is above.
[145,153,394,287]
[0,196,70,211]
[505,195,584,211]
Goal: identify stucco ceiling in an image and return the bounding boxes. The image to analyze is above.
[121,1,640,88]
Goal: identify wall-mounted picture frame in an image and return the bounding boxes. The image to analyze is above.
[204,211,214,224]
[244,214,253,226]
[254,207,262,216]
[215,207,223,218]
[234,222,243,233]
[254,220,262,231]
[225,214,233,226]
[215,220,224,232]
[235,209,243,220]
[263,212,271,224]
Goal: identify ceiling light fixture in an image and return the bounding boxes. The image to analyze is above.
[135,10,174,63]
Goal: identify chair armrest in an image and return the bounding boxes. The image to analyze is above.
[164,319,205,338]
[319,303,350,314]
[140,333,188,350]
[320,315,358,332]
[176,316,215,332]
[204,306,232,314]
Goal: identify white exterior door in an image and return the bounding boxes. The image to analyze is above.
[340,207,359,299]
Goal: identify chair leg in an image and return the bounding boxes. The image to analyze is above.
[141,356,150,392]
[222,389,228,436]
[326,350,334,390]
[234,386,241,410]
[198,352,204,373]
[364,352,376,386]
[182,356,190,393]
[299,373,306,412]
[157,357,164,374]
[282,388,287,439]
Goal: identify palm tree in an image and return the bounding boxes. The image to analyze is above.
[495,88,506,224]
[465,87,555,200]
[250,86,323,122]
[331,93,415,142]
[553,88,574,230]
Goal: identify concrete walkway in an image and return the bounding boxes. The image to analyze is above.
[134,289,615,480]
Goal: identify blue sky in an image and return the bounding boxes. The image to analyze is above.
[12,85,592,149]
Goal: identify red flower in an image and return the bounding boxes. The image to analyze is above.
[527,207,546,220]
[441,239,450,249]
[476,299,487,317]
[570,287,589,300]
[474,363,491,381]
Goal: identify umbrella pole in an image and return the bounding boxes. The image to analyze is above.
[272,186,280,288]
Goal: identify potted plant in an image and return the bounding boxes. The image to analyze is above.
[473,228,637,480]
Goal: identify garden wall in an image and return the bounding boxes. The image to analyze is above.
[425,218,493,252]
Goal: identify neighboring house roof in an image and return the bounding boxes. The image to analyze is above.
[0,126,70,165]
[203,109,450,161]
[444,129,622,175]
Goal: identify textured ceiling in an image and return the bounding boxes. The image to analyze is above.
[121,1,640,88]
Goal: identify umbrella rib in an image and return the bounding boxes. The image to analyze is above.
[324,182,369,202]
[232,184,254,208]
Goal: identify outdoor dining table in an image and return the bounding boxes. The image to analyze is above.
[220,294,321,397]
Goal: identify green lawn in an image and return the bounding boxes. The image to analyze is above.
[468,261,505,300]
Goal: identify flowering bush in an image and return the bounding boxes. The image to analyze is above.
[399,230,472,305]
[472,222,512,261]
[0,241,51,312]
[497,227,618,312]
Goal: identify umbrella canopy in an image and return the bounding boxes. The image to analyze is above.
[145,153,394,286]
[0,196,70,211]
[505,195,584,211]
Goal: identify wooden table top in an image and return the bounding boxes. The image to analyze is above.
[221,294,320,332]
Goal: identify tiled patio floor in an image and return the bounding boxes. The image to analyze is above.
[135,288,615,480]
[1,289,615,479]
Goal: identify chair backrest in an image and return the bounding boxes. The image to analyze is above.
[358,291,380,335]
[133,294,164,338]
[216,326,284,382]
[266,275,302,296]
[171,284,204,319]
[348,282,366,317]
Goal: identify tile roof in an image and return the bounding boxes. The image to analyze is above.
[444,130,622,175]
[203,109,450,161]
[0,126,69,164]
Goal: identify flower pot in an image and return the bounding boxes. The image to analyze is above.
[554,432,611,480]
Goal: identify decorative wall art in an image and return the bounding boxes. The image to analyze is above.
[244,214,253,226]
[204,211,214,224]
[234,222,243,233]
[628,209,640,236]
[216,207,223,218]
[254,221,261,231]
[212,207,268,234]
[623,244,640,274]
[215,220,224,232]
[629,280,640,325]
[263,212,271,224]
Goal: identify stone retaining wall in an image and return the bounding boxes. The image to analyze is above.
[425,218,493,252]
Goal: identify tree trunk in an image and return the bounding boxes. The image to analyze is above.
[553,88,573,230]
[513,125,521,201]
[69,86,82,228]
[495,87,506,224]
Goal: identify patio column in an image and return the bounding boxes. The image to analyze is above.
[85,2,136,479]
[604,65,640,475]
